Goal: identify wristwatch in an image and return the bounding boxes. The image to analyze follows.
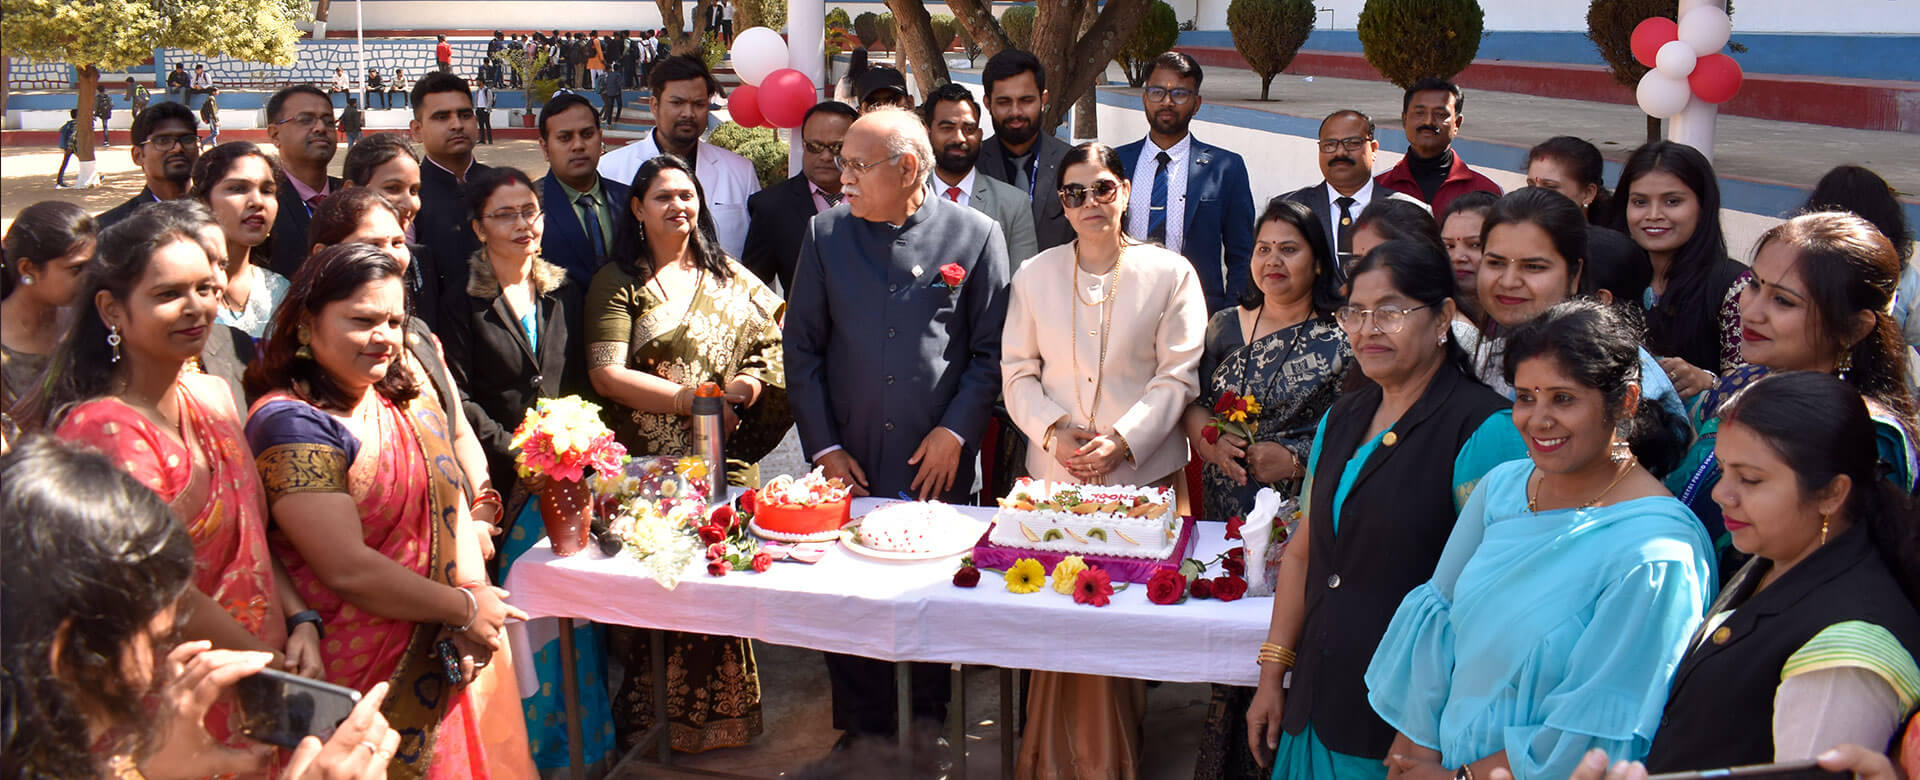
[286,609,325,639]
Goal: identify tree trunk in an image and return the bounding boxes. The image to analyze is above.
[1034,0,1149,134]
[1260,74,1274,101]
[1646,114,1661,145]
[316,0,332,24]
[945,0,1012,59]
[886,0,950,98]
[76,65,98,164]
[2,56,11,118]
[1070,0,1097,140]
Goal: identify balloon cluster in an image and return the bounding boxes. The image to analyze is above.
[1631,8,1744,119]
[727,27,819,128]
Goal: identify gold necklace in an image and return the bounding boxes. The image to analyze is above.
[1069,240,1122,432]
[1529,456,1637,513]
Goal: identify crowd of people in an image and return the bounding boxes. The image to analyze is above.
[4,40,1919,780]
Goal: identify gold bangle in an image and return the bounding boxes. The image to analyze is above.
[1461,763,1475,780]
[673,386,693,415]
[1042,421,1059,453]
[1257,642,1297,668]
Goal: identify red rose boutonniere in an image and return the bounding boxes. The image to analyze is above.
[939,262,966,292]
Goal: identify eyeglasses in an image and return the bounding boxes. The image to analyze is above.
[803,140,843,156]
[834,152,903,176]
[483,206,542,225]
[275,113,338,130]
[1317,136,1372,154]
[1058,181,1121,209]
[142,133,199,151]
[1143,86,1196,105]
[1334,303,1436,334]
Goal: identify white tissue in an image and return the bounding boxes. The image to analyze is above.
[1240,488,1297,597]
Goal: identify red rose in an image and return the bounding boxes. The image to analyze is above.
[710,504,736,529]
[1227,547,1245,563]
[940,262,966,287]
[1223,557,1245,576]
[1146,568,1187,605]
[1212,575,1248,602]
[705,541,728,560]
[1073,567,1115,607]
[739,489,757,514]
[953,565,981,588]
[751,551,773,573]
[707,558,731,576]
[696,524,726,544]
[1190,577,1214,599]
[1225,516,1244,540]
[1201,424,1221,445]
[1212,391,1235,414]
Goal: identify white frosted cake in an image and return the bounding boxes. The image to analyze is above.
[987,479,1179,559]
[855,501,976,554]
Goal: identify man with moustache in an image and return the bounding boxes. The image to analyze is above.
[597,55,760,258]
[1281,108,1428,266]
[264,84,343,278]
[1118,51,1254,313]
[410,71,490,323]
[742,100,857,293]
[1374,78,1501,215]
[97,102,200,229]
[536,93,628,286]
[976,49,1072,252]
[921,83,1037,266]
[785,109,1009,744]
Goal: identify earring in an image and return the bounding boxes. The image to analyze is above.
[1836,349,1853,379]
[19,274,33,286]
[1820,512,1831,545]
[106,325,122,363]
[295,326,313,361]
[1437,331,1447,347]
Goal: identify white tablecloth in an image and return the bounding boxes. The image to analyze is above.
[504,499,1273,686]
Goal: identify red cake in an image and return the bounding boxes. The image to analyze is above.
[747,469,854,542]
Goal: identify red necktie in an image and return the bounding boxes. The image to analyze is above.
[945,186,962,203]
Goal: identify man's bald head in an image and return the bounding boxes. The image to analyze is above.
[840,107,934,223]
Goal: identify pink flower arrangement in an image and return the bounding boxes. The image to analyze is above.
[510,396,627,483]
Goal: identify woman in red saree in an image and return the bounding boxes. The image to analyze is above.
[242,242,533,778]
[18,203,322,771]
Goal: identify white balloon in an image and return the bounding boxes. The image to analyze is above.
[1636,71,1693,119]
[730,27,790,87]
[1678,7,1733,54]
[1655,40,1698,78]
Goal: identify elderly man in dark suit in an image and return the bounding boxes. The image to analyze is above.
[1280,108,1429,267]
[784,108,1010,743]
[742,100,857,292]
[1117,52,1255,312]
[534,93,628,287]
[975,48,1074,253]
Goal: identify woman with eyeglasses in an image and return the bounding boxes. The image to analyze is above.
[192,141,288,340]
[1002,141,1208,779]
[1244,240,1524,780]
[587,154,789,754]
[1365,299,1712,780]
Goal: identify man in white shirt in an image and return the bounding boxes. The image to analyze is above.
[597,55,760,258]
[1279,108,1428,268]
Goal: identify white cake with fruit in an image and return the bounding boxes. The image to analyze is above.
[986,479,1179,560]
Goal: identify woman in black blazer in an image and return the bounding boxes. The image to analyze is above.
[438,166,588,497]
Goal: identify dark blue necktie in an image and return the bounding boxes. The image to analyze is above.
[577,193,606,264]
[1147,151,1171,244]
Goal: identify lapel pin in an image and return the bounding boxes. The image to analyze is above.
[912,265,924,276]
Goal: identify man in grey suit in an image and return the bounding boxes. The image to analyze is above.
[784,108,1010,742]
[975,49,1073,252]
[921,83,1038,267]
[1279,108,1428,268]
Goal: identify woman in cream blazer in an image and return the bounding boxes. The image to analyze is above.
[1001,141,1209,780]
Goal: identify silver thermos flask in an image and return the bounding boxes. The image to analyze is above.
[690,382,727,502]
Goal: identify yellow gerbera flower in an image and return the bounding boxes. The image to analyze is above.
[1051,555,1088,595]
[1006,558,1047,594]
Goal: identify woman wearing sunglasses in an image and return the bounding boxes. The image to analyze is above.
[1002,141,1209,779]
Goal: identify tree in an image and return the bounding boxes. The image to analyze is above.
[875,11,898,52]
[1000,5,1036,50]
[930,0,1152,134]
[1115,0,1179,88]
[1356,0,1483,89]
[655,0,720,54]
[1587,0,1738,143]
[881,2,944,96]
[734,0,787,30]
[854,11,881,48]
[1,0,304,175]
[1229,0,1317,100]
[928,14,961,55]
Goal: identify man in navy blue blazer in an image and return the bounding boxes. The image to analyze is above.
[1116,52,1255,312]
[535,93,630,287]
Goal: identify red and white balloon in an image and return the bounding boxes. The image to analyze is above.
[1630,7,1743,119]
[726,26,820,129]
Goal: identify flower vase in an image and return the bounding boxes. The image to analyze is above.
[539,476,593,556]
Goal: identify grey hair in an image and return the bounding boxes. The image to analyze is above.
[873,106,935,180]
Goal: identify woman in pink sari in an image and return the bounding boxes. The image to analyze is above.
[242,242,532,779]
[18,202,323,768]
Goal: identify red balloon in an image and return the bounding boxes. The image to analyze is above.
[728,84,765,127]
[1631,17,1680,68]
[1688,53,1743,104]
[759,68,817,128]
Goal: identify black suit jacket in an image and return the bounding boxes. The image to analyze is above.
[741,174,821,293]
[538,173,630,289]
[97,188,159,230]
[416,158,491,329]
[976,132,1073,252]
[438,252,587,494]
[268,173,345,279]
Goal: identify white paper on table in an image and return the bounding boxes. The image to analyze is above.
[1240,488,1295,597]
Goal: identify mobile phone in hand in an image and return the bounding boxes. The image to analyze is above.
[1648,759,1849,780]
[234,668,361,749]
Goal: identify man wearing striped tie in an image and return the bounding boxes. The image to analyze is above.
[1117,51,1254,313]
[535,93,628,288]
